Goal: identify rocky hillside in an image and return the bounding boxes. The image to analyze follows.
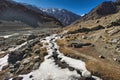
[0,0,62,30]
[77,1,119,22]
[0,0,120,80]
[40,8,81,26]
[59,1,120,80]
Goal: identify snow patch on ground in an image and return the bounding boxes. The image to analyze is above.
[19,58,80,80]
[8,42,27,52]
[9,34,102,80]
[0,33,19,39]
[48,35,91,78]
[0,54,9,71]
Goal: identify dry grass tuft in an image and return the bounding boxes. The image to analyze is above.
[40,47,48,61]
[56,39,66,47]
[86,60,120,80]
[32,44,40,51]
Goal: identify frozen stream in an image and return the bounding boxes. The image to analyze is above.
[16,34,102,80]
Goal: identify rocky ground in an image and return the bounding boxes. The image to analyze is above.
[56,11,120,80]
[0,26,120,80]
[0,28,103,80]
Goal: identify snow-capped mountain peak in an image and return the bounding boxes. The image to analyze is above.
[40,8,81,26]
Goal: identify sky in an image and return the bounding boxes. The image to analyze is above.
[13,0,115,15]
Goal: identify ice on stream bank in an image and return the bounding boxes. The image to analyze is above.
[0,54,9,71]
[10,34,102,80]
[0,33,19,39]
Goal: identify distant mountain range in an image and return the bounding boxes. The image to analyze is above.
[39,8,81,26]
[0,0,62,30]
[23,4,81,26]
[0,0,81,31]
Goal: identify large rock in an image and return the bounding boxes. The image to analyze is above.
[27,34,36,40]
[12,77,23,80]
[27,38,40,47]
[16,39,26,45]
[8,51,25,64]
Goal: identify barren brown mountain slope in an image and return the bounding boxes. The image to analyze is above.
[56,1,120,80]
[0,0,62,31]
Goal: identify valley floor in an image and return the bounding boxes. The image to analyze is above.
[0,32,102,80]
[0,29,119,80]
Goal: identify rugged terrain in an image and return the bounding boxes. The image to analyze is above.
[0,0,62,31]
[40,8,81,26]
[0,0,120,80]
[56,1,120,80]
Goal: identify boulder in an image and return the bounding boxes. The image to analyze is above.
[8,51,25,64]
[68,41,92,48]
[16,39,26,45]
[12,77,23,80]
[27,38,39,47]
[99,55,105,59]
[29,75,33,78]
[27,34,36,40]
[108,28,120,36]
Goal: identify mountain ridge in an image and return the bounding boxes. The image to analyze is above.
[0,0,62,30]
[78,1,118,22]
[40,8,81,26]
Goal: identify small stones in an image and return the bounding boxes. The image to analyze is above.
[4,72,13,80]
[27,38,40,47]
[81,35,87,39]
[33,62,40,70]
[9,69,15,73]
[107,28,120,36]
[29,75,33,78]
[16,39,26,45]
[16,61,21,64]
[113,58,117,61]
[9,64,14,68]
[29,62,34,66]
[17,65,24,72]
[109,38,120,44]
[23,54,28,59]
[115,45,120,52]
[34,49,40,54]
[99,55,105,59]
[12,77,23,80]
[68,41,92,48]
[2,65,9,70]
[27,34,36,40]
[22,58,31,65]
[68,66,74,71]
[95,20,100,23]
[113,58,120,63]
[82,70,91,78]
[34,56,40,62]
